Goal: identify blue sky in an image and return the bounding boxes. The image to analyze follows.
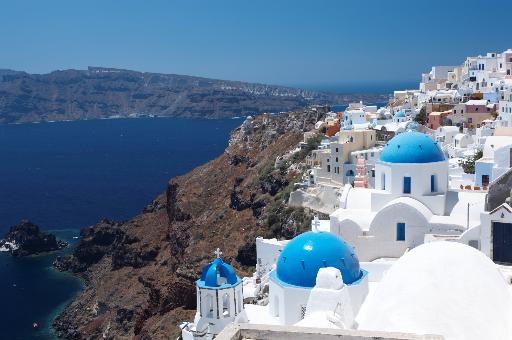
[1,0,511,91]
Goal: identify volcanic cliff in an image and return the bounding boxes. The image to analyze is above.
[53,107,324,339]
[0,67,388,124]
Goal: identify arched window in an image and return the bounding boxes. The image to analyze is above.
[206,294,214,318]
[222,292,230,317]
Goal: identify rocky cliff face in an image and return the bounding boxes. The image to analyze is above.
[0,220,67,256]
[53,108,320,339]
[0,67,388,124]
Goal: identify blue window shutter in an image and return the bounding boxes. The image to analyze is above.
[403,177,411,194]
[397,223,405,241]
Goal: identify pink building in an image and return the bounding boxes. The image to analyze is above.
[464,100,497,129]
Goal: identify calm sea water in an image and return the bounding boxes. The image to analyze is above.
[0,117,242,339]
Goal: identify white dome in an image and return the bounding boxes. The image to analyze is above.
[356,242,512,340]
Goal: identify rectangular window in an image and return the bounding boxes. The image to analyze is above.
[396,223,406,241]
[403,177,411,194]
[327,165,331,173]
[382,173,386,190]
[371,169,375,178]
[431,175,436,192]
[300,305,307,320]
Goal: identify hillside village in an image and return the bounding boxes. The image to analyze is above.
[181,49,512,340]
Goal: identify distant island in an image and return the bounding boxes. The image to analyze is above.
[0,67,389,124]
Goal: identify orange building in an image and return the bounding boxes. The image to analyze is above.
[428,110,452,130]
[326,122,340,137]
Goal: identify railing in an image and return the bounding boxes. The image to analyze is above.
[486,167,512,211]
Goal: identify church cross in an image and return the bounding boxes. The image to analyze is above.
[313,215,321,231]
[214,248,222,258]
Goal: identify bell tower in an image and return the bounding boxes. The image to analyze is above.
[181,249,247,339]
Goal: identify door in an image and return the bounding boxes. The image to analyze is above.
[493,222,512,264]
[482,175,489,187]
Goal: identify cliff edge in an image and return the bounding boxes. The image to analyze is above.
[53,108,322,339]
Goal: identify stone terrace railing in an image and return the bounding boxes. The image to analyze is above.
[486,167,512,212]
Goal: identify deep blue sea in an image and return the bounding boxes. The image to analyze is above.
[0,117,242,340]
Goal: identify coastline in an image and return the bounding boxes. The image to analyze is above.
[0,117,243,338]
[2,114,247,126]
[0,229,83,340]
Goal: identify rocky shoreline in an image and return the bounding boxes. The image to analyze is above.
[51,107,322,339]
[0,220,67,256]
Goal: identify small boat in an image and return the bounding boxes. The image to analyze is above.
[32,322,38,329]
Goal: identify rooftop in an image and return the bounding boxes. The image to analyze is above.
[216,324,443,340]
[275,231,362,287]
[379,131,445,164]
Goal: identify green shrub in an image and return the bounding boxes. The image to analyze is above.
[459,149,483,174]
[414,106,427,125]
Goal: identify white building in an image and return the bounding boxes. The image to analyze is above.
[329,131,486,261]
[341,109,368,130]
[474,136,512,187]
[435,125,459,144]
[184,234,512,340]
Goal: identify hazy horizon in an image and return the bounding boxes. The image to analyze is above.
[2,0,511,90]
[1,65,413,93]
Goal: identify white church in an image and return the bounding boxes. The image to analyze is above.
[180,131,512,340]
[181,233,512,340]
[329,131,487,261]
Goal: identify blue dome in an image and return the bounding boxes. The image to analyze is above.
[276,231,362,288]
[394,111,406,118]
[379,131,445,163]
[198,257,241,288]
[406,122,419,131]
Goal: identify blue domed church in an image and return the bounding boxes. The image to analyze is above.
[181,249,248,339]
[181,232,369,339]
[269,231,368,325]
[328,131,475,262]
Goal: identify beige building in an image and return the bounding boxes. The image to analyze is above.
[311,129,377,186]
